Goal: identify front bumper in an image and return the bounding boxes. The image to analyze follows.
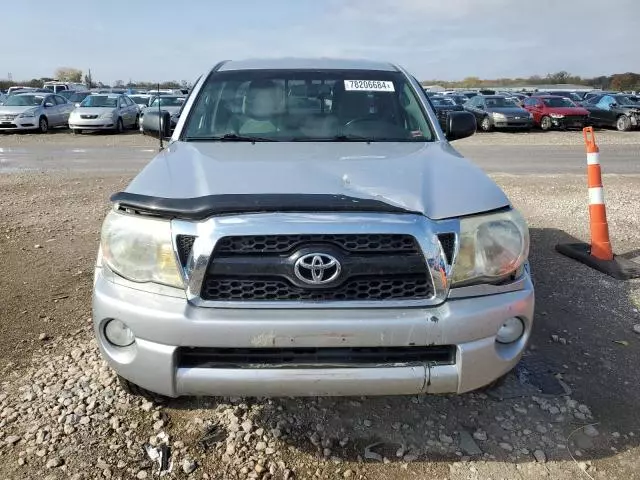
[0,117,38,130]
[493,118,532,129]
[549,116,587,129]
[69,118,116,130]
[93,267,535,397]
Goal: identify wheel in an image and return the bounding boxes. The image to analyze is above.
[540,116,552,131]
[133,115,140,129]
[115,118,124,134]
[72,129,82,135]
[38,116,49,133]
[616,115,631,132]
[118,376,168,404]
[480,116,492,132]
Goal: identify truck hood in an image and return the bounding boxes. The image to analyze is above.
[124,141,510,220]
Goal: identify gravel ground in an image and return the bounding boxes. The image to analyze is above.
[0,131,639,479]
[1,126,640,149]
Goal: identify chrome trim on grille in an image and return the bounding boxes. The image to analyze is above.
[172,212,460,309]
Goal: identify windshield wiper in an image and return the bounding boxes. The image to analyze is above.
[184,133,277,142]
[292,134,373,142]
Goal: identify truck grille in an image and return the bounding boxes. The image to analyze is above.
[177,345,456,368]
[202,275,431,301]
[215,234,419,254]
[200,234,433,302]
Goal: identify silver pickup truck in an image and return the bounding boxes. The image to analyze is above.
[93,58,534,400]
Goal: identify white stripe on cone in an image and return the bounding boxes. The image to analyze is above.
[588,187,605,205]
[587,152,600,165]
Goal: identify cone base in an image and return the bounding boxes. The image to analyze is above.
[556,243,640,280]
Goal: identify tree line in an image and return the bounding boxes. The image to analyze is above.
[0,66,192,91]
[421,71,640,91]
[3,67,639,93]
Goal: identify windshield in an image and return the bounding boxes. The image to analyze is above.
[5,95,44,106]
[150,96,185,107]
[130,96,150,105]
[542,97,576,107]
[80,95,118,108]
[431,97,456,106]
[449,96,467,105]
[614,95,635,105]
[68,92,89,102]
[485,97,518,108]
[183,69,434,142]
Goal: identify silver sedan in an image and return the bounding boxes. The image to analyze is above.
[0,92,74,132]
[68,94,139,134]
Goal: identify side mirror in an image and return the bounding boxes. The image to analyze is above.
[446,111,476,141]
[477,104,484,110]
[610,103,617,108]
[45,103,54,108]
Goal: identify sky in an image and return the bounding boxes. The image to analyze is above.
[2,0,639,84]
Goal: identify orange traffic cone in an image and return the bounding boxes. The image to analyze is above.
[556,128,639,279]
[583,127,613,261]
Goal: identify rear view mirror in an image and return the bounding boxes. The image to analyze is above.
[446,111,476,141]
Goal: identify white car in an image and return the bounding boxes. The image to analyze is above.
[68,94,139,134]
[0,92,74,132]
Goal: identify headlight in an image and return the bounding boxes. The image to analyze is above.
[451,209,529,286]
[550,113,565,119]
[100,111,115,119]
[491,112,506,120]
[18,109,36,118]
[100,210,183,288]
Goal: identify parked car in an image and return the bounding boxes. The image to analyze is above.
[92,58,532,400]
[429,95,465,129]
[0,92,6,105]
[0,92,74,132]
[464,95,533,131]
[66,91,91,107]
[523,95,589,130]
[140,95,186,134]
[129,94,153,111]
[582,94,640,131]
[43,81,88,94]
[538,91,584,104]
[446,94,468,106]
[68,94,139,134]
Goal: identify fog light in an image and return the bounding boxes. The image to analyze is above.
[496,317,524,344]
[104,319,135,347]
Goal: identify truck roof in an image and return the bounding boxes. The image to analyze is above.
[217,58,398,72]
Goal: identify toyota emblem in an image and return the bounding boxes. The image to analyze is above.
[294,253,341,285]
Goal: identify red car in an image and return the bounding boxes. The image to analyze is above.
[523,95,590,130]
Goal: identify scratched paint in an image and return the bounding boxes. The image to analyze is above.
[250,332,276,347]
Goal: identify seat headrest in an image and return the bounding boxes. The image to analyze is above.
[245,80,284,119]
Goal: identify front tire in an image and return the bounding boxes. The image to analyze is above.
[133,115,139,129]
[480,116,493,132]
[616,115,631,132]
[118,376,168,404]
[38,116,49,133]
[540,116,552,131]
[72,128,82,135]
